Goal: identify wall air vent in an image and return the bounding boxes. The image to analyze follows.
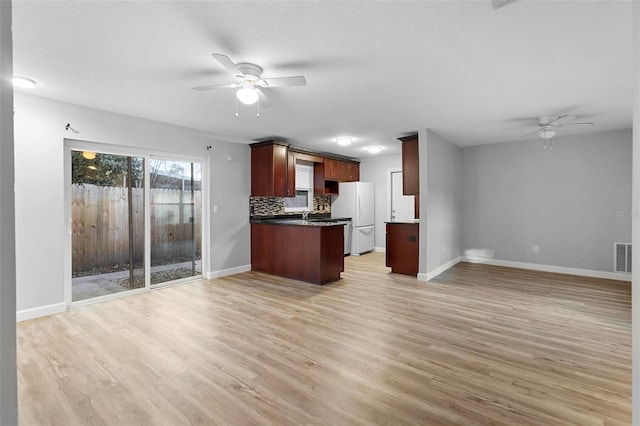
[614,242,632,273]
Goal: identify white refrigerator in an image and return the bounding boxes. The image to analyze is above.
[331,182,375,255]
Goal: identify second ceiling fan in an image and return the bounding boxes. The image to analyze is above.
[526,115,594,140]
[193,53,307,114]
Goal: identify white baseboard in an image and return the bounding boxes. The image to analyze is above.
[17,302,67,322]
[374,246,386,253]
[206,264,251,280]
[417,257,462,282]
[461,257,632,282]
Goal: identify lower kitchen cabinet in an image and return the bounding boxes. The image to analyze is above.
[385,222,419,276]
[251,223,344,284]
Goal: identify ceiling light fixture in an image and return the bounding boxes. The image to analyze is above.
[12,76,37,89]
[82,151,96,160]
[539,129,556,140]
[336,137,352,146]
[236,86,259,105]
[366,145,383,154]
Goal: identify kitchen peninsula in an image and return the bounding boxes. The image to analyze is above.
[249,139,360,285]
[251,219,344,284]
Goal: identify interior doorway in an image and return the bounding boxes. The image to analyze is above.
[389,170,415,222]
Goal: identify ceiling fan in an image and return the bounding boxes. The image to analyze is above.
[525,115,594,138]
[193,53,307,115]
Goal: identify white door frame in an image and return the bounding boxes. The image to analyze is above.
[386,168,401,223]
[63,139,209,307]
[387,168,416,222]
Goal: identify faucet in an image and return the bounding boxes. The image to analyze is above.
[302,211,309,220]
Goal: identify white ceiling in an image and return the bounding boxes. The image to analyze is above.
[12,1,633,158]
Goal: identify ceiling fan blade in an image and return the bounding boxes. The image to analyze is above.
[256,88,274,108]
[192,83,239,91]
[556,122,595,126]
[546,114,571,124]
[262,76,307,87]
[211,53,244,76]
[525,128,544,136]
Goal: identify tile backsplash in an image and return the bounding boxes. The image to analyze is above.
[250,196,331,217]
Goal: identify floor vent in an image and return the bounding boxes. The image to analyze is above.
[614,242,632,273]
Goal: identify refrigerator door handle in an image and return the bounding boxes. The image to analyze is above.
[357,193,361,224]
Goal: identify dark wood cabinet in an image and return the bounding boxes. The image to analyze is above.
[314,162,339,195]
[250,141,294,197]
[399,135,419,218]
[324,159,340,180]
[314,157,360,196]
[338,161,350,181]
[399,135,419,196]
[252,223,344,284]
[386,222,419,276]
[323,158,359,182]
[252,142,359,198]
[287,150,296,198]
[348,163,360,182]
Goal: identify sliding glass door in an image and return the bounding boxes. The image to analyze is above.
[70,150,145,301]
[69,147,204,303]
[149,159,202,285]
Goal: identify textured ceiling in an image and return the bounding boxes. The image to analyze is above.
[12,1,633,158]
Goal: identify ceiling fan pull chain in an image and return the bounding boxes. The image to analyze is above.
[235,96,239,117]
[550,139,553,150]
[257,97,260,117]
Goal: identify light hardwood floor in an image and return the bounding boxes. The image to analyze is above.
[17,253,631,425]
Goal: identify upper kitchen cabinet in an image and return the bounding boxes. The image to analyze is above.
[399,135,419,196]
[324,158,340,180]
[348,162,360,182]
[314,158,360,196]
[324,158,360,182]
[250,141,295,197]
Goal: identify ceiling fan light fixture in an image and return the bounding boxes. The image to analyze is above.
[336,137,352,146]
[539,129,556,140]
[236,86,258,105]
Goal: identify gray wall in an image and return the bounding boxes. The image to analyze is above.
[0,1,17,423]
[209,142,251,273]
[420,129,462,276]
[13,94,251,315]
[461,129,632,272]
[632,0,640,419]
[359,154,402,249]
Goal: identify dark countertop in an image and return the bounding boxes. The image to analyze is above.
[251,214,352,226]
[256,219,343,227]
[385,219,420,224]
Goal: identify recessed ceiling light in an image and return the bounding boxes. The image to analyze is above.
[12,76,37,89]
[365,145,383,154]
[336,137,352,146]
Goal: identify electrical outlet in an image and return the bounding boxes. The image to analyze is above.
[532,245,539,253]
[213,205,219,213]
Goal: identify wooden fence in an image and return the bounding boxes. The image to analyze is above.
[71,184,202,273]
